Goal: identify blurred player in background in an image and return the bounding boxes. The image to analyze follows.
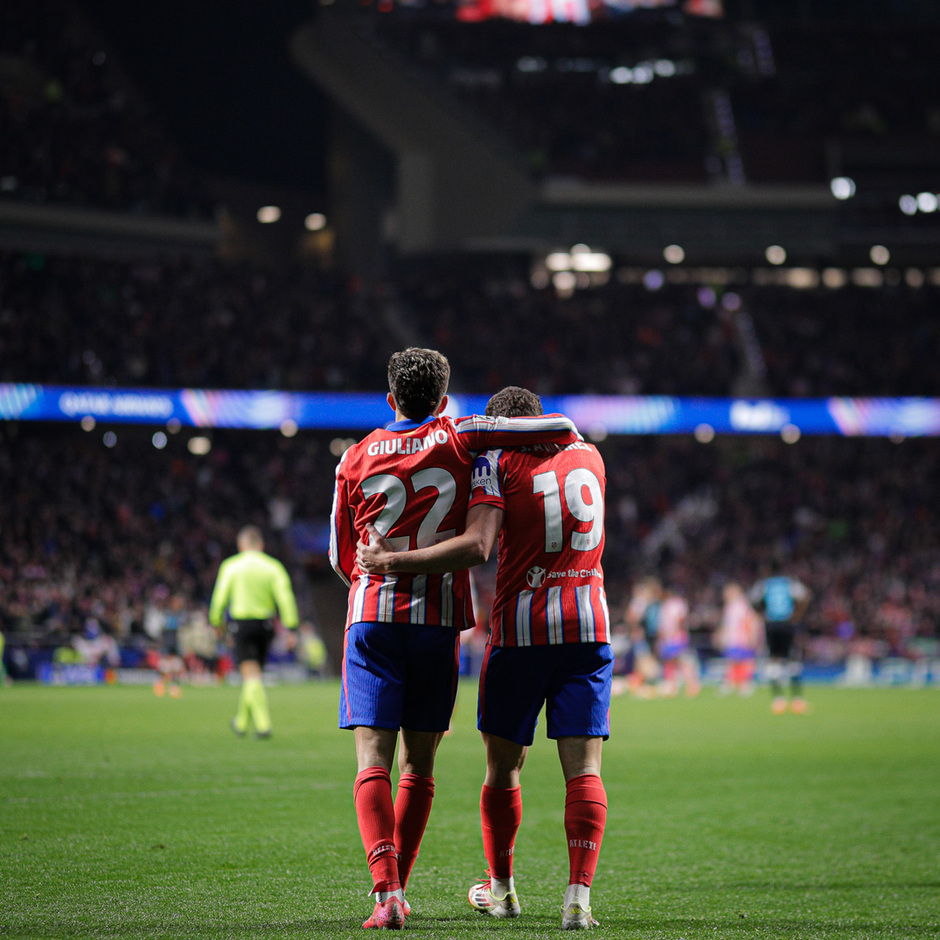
[623,576,662,697]
[357,384,610,931]
[656,585,700,697]
[330,353,581,930]
[0,627,8,685]
[749,564,811,713]
[714,582,763,696]
[153,593,186,698]
[73,619,121,672]
[209,525,299,737]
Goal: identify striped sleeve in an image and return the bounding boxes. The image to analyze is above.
[454,413,579,451]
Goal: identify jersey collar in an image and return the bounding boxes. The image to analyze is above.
[386,415,437,432]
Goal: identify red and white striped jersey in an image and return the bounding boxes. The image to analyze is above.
[716,596,762,652]
[330,412,579,630]
[656,595,690,647]
[468,439,609,647]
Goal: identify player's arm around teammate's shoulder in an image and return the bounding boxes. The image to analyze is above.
[356,503,503,575]
[453,410,583,451]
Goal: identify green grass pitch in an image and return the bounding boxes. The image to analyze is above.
[1,681,938,939]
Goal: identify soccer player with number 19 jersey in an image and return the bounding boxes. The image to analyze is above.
[357,386,611,931]
[329,351,580,930]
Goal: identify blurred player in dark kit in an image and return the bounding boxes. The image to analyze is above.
[750,564,811,713]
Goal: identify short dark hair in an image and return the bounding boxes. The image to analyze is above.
[238,525,264,549]
[387,348,451,420]
[485,386,543,419]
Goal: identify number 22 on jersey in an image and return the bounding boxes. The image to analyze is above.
[360,468,458,550]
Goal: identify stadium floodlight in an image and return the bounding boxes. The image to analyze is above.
[188,436,212,455]
[546,252,572,272]
[786,268,820,289]
[852,268,884,288]
[697,287,717,308]
[257,205,281,224]
[529,267,551,290]
[830,177,856,200]
[517,57,547,72]
[552,271,577,294]
[571,251,612,272]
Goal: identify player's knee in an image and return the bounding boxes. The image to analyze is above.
[399,729,444,776]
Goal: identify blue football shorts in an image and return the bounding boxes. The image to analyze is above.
[478,642,613,747]
[339,620,459,733]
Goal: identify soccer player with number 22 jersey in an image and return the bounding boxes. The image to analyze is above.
[330,350,581,930]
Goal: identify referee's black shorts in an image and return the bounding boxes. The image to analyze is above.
[229,619,275,666]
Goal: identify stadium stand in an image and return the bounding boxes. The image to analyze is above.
[4,250,940,398]
[2,422,938,681]
[355,15,940,188]
[1,2,938,685]
[0,422,337,679]
[0,0,212,217]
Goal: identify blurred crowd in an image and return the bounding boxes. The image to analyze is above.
[368,18,940,184]
[0,0,212,217]
[0,423,337,679]
[2,422,937,680]
[600,435,940,670]
[370,19,714,181]
[4,250,940,398]
[732,27,940,182]
[0,252,396,391]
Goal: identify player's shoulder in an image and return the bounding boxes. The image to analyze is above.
[558,437,606,470]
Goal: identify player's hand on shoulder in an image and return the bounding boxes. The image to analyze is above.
[356,523,396,574]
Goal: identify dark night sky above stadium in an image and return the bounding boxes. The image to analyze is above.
[79,0,330,196]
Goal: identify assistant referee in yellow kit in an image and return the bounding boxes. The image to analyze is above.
[209,525,299,737]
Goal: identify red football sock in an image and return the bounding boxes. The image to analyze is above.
[564,774,607,887]
[480,784,522,880]
[394,773,435,888]
[354,767,401,893]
